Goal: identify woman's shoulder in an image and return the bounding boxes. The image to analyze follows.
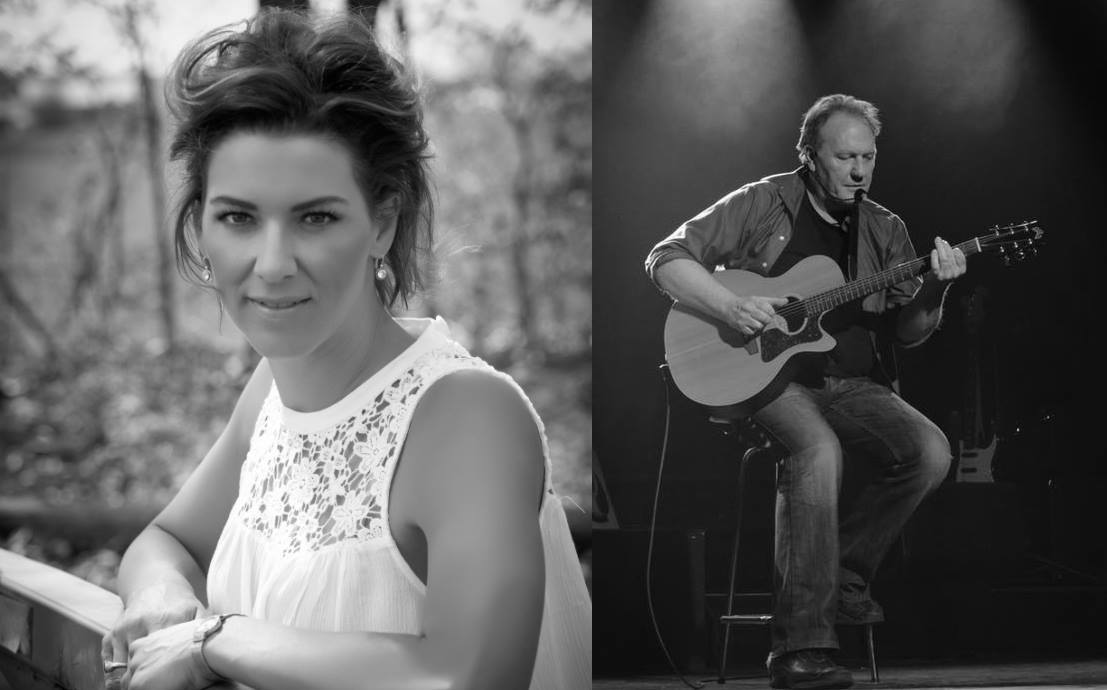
[408,367,543,470]
[414,367,537,437]
[399,366,546,524]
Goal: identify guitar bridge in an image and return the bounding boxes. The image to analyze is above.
[760,319,823,362]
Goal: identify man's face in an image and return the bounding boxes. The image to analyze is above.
[809,112,877,202]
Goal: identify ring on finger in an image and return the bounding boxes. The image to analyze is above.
[104,660,127,673]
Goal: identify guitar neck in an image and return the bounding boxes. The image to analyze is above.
[802,237,981,316]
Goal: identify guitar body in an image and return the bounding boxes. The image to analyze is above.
[664,255,844,409]
[956,438,997,482]
[661,220,1044,413]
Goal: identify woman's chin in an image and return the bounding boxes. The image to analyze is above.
[240,332,315,360]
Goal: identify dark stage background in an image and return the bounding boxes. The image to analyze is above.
[594,0,1107,677]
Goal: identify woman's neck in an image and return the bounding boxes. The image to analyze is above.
[267,307,416,413]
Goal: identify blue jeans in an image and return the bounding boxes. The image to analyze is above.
[752,376,950,658]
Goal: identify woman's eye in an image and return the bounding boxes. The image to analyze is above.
[217,211,253,226]
[302,211,339,226]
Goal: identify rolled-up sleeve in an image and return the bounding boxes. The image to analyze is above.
[644,184,763,288]
[882,213,943,349]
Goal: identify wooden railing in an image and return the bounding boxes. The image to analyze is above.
[0,500,591,690]
[0,550,251,690]
[0,547,121,690]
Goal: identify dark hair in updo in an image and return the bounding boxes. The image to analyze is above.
[167,9,432,308]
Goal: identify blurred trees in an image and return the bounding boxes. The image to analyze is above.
[420,0,591,366]
[0,0,175,353]
[111,0,177,352]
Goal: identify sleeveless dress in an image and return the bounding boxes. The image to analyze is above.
[207,317,591,689]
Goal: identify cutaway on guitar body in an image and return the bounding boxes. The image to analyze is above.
[663,255,844,408]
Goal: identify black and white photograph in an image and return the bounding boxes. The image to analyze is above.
[595,1,1106,688]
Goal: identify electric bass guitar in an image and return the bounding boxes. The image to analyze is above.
[663,221,1044,412]
[955,286,998,482]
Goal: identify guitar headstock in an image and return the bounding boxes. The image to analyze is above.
[977,220,1045,266]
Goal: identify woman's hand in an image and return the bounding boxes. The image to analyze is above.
[102,582,207,676]
[118,619,221,690]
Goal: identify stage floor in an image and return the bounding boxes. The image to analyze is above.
[592,659,1107,689]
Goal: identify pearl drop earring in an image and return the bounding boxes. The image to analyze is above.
[374,257,389,281]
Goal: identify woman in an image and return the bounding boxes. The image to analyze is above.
[101,10,590,690]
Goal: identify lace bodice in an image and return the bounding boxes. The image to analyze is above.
[206,317,590,689]
[234,335,486,556]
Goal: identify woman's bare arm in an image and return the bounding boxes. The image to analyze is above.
[106,360,273,659]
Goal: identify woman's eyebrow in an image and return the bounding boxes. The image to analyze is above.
[291,196,349,211]
[207,195,349,211]
[208,195,256,209]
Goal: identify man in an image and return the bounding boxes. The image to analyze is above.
[644,94,963,689]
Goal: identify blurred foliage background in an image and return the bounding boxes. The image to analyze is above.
[0,0,591,592]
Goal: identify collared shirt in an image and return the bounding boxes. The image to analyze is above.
[644,168,927,387]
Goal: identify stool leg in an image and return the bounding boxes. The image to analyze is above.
[717,450,754,683]
[865,623,879,683]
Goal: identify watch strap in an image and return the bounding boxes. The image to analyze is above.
[192,613,242,682]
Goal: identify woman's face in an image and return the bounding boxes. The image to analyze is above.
[199,132,393,359]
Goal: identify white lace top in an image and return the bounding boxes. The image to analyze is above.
[207,317,591,689]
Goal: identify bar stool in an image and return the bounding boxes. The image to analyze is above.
[711,414,880,684]
[710,413,777,682]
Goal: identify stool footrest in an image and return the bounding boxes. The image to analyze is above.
[720,613,773,624]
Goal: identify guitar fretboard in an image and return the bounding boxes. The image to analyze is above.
[797,239,981,317]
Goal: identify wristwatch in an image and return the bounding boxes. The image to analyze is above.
[192,613,242,681]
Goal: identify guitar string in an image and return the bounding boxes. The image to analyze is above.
[772,238,976,320]
[768,226,1034,322]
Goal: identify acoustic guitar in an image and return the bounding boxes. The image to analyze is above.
[663,221,1044,412]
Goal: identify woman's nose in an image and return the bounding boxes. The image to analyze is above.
[255,221,297,282]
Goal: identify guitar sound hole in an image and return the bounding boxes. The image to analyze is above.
[779,296,806,332]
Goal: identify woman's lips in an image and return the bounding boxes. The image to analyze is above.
[248,296,311,311]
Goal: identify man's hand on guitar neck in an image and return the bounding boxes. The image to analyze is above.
[897,236,968,345]
[727,295,790,336]
[926,236,967,284]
